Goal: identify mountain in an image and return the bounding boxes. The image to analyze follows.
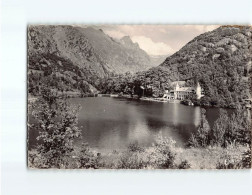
[28,25,251,108]
[149,55,168,67]
[137,26,252,107]
[119,36,168,66]
[79,28,156,73]
[28,25,162,96]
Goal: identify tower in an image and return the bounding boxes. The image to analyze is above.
[196,82,202,99]
[174,82,179,99]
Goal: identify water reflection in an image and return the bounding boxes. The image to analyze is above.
[28,97,223,150]
[193,106,201,126]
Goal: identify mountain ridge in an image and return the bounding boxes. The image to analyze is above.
[28,25,165,95]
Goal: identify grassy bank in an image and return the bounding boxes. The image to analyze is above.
[175,144,249,169]
[28,137,250,169]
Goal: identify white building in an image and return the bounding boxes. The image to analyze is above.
[163,81,204,101]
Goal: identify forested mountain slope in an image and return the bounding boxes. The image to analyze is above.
[28,25,161,96]
[138,26,252,107]
[28,25,251,108]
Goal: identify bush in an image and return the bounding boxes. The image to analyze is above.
[128,141,144,152]
[240,150,251,168]
[117,151,147,169]
[148,135,176,168]
[178,160,191,169]
[188,107,251,148]
[212,109,229,146]
[188,108,211,147]
[75,142,101,169]
[216,148,251,169]
[116,134,188,169]
[29,86,82,168]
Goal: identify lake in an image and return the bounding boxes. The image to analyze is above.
[28,97,223,151]
[69,97,222,151]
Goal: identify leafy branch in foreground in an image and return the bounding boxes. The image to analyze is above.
[29,87,82,168]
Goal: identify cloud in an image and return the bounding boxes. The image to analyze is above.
[105,30,126,39]
[194,25,219,32]
[101,25,220,56]
[131,36,173,56]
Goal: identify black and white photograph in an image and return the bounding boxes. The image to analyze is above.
[27,24,251,169]
[2,0,252,194]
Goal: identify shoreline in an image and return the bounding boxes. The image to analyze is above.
[28,93,246,110]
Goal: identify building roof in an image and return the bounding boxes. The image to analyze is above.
[177,87,195,92]
[170,81,186,87]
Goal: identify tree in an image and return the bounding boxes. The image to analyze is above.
[188,108,211,147]
[29,86,82,168]
[212,109,229,146]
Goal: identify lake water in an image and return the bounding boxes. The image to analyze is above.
[69,97,221,151]
[28,97,223,151]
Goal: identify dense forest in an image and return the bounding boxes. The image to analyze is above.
[142,26,252,107]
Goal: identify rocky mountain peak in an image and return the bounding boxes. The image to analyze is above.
[120,36,139,49]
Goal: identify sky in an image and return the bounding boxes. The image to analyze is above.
[98,25,219,56]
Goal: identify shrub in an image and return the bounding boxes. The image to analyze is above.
[216,148,251,169]
[146,134,177,169]
[116,134,183,169]
[76,142,101,169]
[188,107,251,148]
[178,160,191,169]
[240,149,251,168]
[188,108,211,147]
[128,141,144,152]
[212,109,229,147]
[29,86,81,168]
[212,107,251,147]
[117,151,147,169]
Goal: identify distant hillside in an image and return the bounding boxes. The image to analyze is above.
[149,55,168,67]
[137,26,252,107]
[28,25,161,96]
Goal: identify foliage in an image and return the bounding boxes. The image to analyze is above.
[162,26,251,108]
[28,54,94,97]
[147,134,177,169]
[116,134,189,169]
[212,107,251,147]
[29,86,82,168]
[212,109,229,146]
[216,148,251,169]
[128,141,145,152]
[188,107,251,148]
[188,109,211,147]
[75,142,101,169]
[178,160,191,169]
[240,149,252,168]
[117,151,147,169]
